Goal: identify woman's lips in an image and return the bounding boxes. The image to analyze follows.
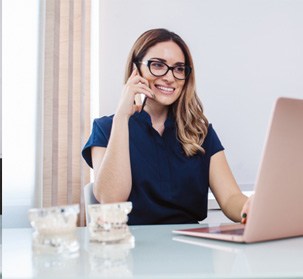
[155,85,175,94]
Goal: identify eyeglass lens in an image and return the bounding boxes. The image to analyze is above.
[148,61,190,80]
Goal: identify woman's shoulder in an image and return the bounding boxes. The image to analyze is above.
[207,123,215,134]
[93,114,114,129]
[88,115,115,139]
[94,114,114,124]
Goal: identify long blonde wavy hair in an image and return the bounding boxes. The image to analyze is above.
[125,28,209,156]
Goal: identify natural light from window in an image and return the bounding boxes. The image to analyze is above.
[3,0,40,210]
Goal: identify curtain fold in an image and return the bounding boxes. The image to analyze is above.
[43,0,91,226]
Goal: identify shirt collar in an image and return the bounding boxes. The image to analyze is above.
[133,109,175,129]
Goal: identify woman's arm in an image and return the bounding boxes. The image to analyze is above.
[209,150,248,222]
[91,68,154,204]
[91,115,132,203]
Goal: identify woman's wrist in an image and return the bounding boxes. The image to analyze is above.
[113,113,130,124]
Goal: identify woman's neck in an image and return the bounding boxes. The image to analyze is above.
[144,103,169,135]
[144,103,168,121]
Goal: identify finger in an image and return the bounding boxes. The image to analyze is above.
[241,203,249,224]
[138,77,150,88]
[129,67,138,78]
[241,195,253,224]
[127,68,149,86]
[136,83,154,98]
[240,202,248,217]
[135,85,154,99]
[241,213,247,224]
[130,75,150,88]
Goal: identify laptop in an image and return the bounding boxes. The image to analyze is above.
[173,97,303,243]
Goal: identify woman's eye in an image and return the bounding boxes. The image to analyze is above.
[175,66,185,73]
[151,62,165,69]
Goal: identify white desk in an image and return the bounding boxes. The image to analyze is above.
[2,224,303,278]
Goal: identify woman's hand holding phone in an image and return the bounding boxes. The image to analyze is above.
[115,68,154,119]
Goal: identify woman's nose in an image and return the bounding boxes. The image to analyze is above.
[162,68,175,82]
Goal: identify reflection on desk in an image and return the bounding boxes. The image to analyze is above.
[2,224,303,278]
[173,235,303,276]
[86,235,135,277]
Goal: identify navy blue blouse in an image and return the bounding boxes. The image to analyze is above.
[82,110,224,225]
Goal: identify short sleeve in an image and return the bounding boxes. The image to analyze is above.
[202,124,224,158]
[82,116,113,168]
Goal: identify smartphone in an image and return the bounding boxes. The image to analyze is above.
[134,63,148,112]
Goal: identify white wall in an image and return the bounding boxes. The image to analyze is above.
[98,0,303,190]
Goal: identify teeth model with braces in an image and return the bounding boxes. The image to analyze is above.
[88,202,132,243]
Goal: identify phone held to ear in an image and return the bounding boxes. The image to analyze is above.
[134,63,148,112]
[140,95,147,112]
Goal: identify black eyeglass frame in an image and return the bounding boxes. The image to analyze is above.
[138,60,192,80]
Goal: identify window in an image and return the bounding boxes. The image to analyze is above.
[3,0,41,227]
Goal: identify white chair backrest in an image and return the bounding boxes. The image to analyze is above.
[83,182,99,224]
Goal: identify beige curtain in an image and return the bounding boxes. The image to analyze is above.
[43,0,91,226]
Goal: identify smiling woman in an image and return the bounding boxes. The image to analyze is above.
[82,28,249,225]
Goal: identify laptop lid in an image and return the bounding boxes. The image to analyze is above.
[173,97,303,243]
[243,97,303,242]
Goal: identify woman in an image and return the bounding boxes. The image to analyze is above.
[82,28,251,225]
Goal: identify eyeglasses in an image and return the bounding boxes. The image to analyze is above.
[139,60,191,80]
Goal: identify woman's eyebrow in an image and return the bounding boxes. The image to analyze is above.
[149,57,186,65]
[174,62,186,66]
[149,57,166,62]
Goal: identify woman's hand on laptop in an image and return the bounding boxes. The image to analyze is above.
[241,195,254,224]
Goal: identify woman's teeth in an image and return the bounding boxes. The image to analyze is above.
[156,85,174,93]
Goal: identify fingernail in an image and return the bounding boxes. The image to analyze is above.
[241,213,247,224]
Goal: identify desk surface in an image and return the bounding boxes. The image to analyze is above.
[2,224,303,278]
